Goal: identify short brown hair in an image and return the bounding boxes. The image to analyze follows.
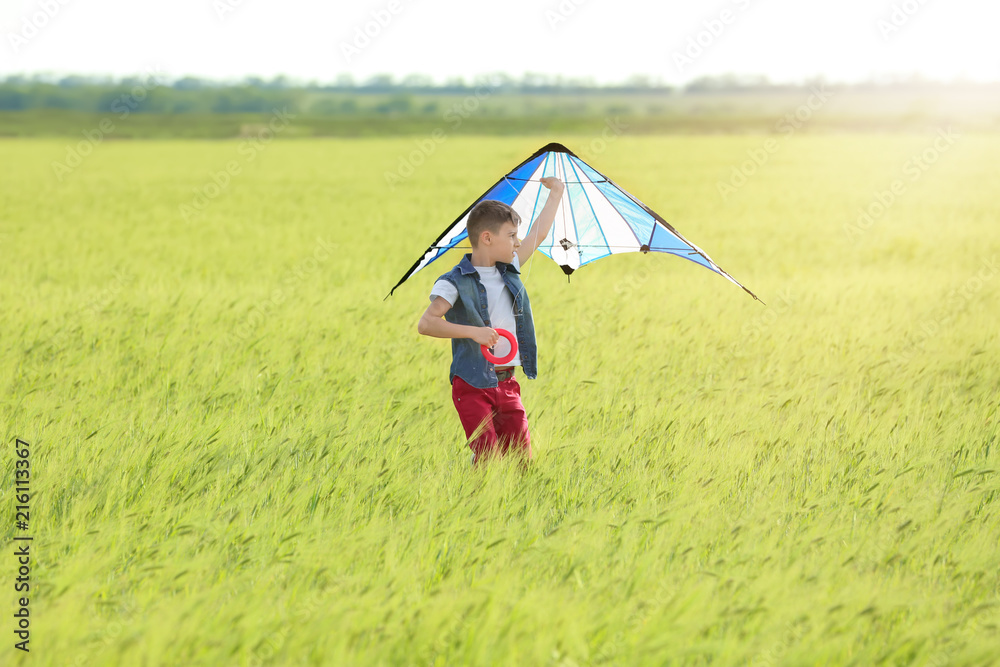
[467,200,520,248]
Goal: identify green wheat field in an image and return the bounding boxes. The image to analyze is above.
[1,133,998,665]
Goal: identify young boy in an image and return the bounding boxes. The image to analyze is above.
[417,176,565,466]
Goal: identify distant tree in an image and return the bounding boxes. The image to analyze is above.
[684,74,771,93]
[0,88,27,110]
[262,75,290,89]
[373,94,412,114]
[624,74,652,90]
[169,97,202,113]
[520,72,550,90]
[308,98,341,114]
[41,89,76,109]
[363,74,394,91]
[475,72,511,90]
[401,73,433,89]
[58,75,94,87]
[173,76,206,91]
[442,76,467,92]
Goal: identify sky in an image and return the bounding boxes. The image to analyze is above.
[1,0,998,85]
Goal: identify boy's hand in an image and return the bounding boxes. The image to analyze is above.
[471,327,500,347]
[540,176,564,193]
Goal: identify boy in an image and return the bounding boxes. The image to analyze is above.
[417,176,565,466]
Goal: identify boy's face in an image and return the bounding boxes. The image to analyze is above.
[486,219,520,263]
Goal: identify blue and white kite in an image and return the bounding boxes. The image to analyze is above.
[386,142,760,301]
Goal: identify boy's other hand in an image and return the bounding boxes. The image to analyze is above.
[471,327,500,347]
[540,176,564,193]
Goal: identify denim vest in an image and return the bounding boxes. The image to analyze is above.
[436,253,538,388]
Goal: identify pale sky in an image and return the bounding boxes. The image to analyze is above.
[1,0,998,85]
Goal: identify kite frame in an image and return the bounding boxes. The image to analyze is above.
[385,142,761,302]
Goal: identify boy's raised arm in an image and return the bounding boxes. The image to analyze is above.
[516,176,565,266]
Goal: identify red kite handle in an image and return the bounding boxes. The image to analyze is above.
[481,328,518,365]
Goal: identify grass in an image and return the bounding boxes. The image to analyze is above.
[1,133,998,665]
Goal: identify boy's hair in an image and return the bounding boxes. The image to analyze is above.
[467,200,521,248]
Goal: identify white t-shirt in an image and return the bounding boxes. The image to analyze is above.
[430,254,521,366]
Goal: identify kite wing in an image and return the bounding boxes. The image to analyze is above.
[385,142,759,301]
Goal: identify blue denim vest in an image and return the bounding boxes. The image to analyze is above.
[435,253,538,388]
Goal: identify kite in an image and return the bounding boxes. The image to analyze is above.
[385,142,760,302]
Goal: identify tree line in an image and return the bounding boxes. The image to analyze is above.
[1,72,991,114]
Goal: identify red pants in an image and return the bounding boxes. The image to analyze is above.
[452,374,532,465]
